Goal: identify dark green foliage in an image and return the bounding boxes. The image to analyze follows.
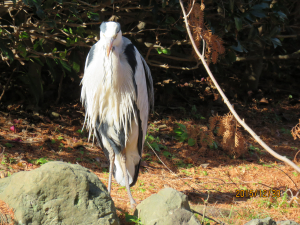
[0,41,14,63]
[219,0,289,56]
[0,0,296,105]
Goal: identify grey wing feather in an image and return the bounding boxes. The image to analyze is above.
[85,44,97,71]
[140,56,154,112]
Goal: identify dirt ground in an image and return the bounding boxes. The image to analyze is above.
[0,74,300,224]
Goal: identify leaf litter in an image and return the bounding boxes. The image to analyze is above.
[0,100,299,224]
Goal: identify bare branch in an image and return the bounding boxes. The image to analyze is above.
[186,0,195,18]
[236,50,300,61]
[150,53,197,62]
[56,21,102,27]
[179,0,300,173]
[147,60,201,70]
[30,33,91,48]
[0,68,16,102]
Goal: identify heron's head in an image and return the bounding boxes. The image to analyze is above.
[100,22,122,57]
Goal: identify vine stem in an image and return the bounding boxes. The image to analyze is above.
[179,0,300,173]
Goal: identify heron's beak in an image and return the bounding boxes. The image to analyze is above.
[106,38,114,57]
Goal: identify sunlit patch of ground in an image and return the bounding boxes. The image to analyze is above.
[0,99,299,224]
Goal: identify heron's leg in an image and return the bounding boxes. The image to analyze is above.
[120,154,136,208]
[108,151,115,194]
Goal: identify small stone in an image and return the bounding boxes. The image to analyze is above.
[33,111,39,116]
[135,188,200,225]
[51,112,60,118]
[277,221,300,225]
[244,217,276,225]
[200,163,209,168]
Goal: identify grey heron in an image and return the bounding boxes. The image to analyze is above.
[80,21,154,207]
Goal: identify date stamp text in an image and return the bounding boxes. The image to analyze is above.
[235,189,281,198]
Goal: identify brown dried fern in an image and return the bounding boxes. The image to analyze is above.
[220,113,247,158]
[207,113,247,158]
[291,119,300,140]
[188,124,204,148]
[208,115,219,131]
[184,113,246,158]
[0,200,14,225]
[207,130,215,146]
[199,125,209,154]
[187,0,225,64]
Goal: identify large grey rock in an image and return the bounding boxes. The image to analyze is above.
[244,217,276,225]
[0,161,119,225]
[277,221,299,225]
[244,218,300,225]
[191,205,237,218]
[135,188,200,225]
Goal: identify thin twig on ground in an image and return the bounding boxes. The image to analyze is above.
[275,166,299,190]
[202,192,209,224]
[0,147,5,156]
[146,141,176,175]
[294,150,300,163]
[191,209,227,225]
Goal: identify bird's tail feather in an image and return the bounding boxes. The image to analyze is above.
[113,153,140,187]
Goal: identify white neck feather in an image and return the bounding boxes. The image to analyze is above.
[81,39,137,144]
